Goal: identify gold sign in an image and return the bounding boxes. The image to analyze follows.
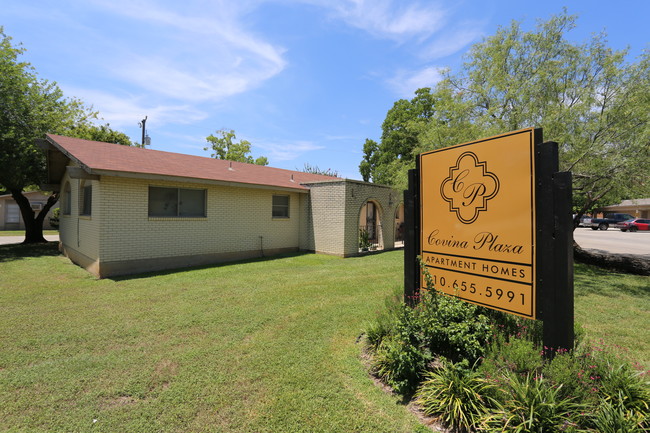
[419,128,538,318]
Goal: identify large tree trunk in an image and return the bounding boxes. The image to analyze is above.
[10,189,59,244]
[573,241,650,276]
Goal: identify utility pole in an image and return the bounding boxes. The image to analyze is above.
[138,116,150,147]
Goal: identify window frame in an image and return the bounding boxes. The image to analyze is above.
[62,182,71,215]
[79,181,92,216]
[148,186,207,218]
[272,194,290,219]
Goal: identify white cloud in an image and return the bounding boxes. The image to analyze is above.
[387,66,444,97]
[254,139,324,161]
[420,23,484,59]
[72,0,287,103]
[327,0,448,40]
[63,86,208,128]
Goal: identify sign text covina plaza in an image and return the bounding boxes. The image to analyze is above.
[419,128,537,318]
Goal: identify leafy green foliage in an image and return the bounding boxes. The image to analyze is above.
[68,123,133,146]
[480,336,543,376]
[417,360,498,432]
[204,129,268,165]
[359,10,650,213]
[0,28,131,242]
[479,373,586,433]
[372,334,431,396]
[301,162,339,177]
[367,286,493,396]
[359,88,436,186]
[365,262,650,432]
[593,397,649,433]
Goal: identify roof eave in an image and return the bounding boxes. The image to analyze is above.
[91,168,311,193]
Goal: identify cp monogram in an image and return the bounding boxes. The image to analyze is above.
[440,152,500,224]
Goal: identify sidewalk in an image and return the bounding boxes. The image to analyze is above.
[0,235,59,245]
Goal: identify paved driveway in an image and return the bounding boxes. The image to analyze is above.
[0,235,59,245]
[573,227,650,258]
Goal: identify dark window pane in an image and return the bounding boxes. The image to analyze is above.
[149,187,178,217]
[179,188,206,217]
[81,184,92,215]
[272,195,289,218]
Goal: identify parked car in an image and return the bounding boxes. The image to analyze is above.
[617,218,650,232]
[572,214,593,227]
[589,213,635,230]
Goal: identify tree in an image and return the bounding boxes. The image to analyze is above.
[204,129,268,166]
[361,10,650,215]
[68,123,133,146]
[0,28,103,243]
[301,163,340,177]
[359,88,436,186]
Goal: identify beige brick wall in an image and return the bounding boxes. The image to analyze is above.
[343,180,400,256]
[98,177,303,263]
[58,170,402,276]
[300,181,347,255]
[58,170,100,263]
[302,180,401,257]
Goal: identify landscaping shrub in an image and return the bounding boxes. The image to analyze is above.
[366,287,493,395]
[479,334,543,377]
[478,373,586,433]
[416,360,498,433]
[372,334,431,395]
[364,266,650,432]
[592,396,649,433]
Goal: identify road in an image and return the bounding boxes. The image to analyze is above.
[573,227,650,258]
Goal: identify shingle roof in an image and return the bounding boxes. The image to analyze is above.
[46,134,339,191]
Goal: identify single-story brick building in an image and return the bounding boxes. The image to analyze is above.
[597,198,650,219]
[40,134,403,278]
[0,190,58,230]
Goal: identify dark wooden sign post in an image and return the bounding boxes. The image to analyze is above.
[404,128,574,354]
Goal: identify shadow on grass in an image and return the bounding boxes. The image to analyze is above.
[574,262,650,298]
[0,242,61,263]
[109,251,313,282]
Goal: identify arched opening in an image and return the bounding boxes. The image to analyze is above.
[359,200,383,252]
[394,203,405,248]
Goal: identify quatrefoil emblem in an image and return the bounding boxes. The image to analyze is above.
[440,152,500,224]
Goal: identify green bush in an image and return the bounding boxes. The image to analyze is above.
[416,360,498,433]
[372,334,430,395]
[417,290,492,363]
[479,373,585,433]
[364,266,649,432]
[592,396,648,433]
[480,335,543,377]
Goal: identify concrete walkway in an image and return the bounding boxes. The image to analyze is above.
[0,235,59,245]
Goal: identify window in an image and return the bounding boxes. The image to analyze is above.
[63,182,71,215]
[148,186,206,217]
[6,203,20,223]
[80,181,92,216]
[272,195,289,218]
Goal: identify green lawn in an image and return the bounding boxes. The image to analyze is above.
[1,243,648,432]
[0,230,58,236]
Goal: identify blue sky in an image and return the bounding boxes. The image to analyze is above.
[3,0,649,179]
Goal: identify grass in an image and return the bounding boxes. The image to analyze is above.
[574,262,650,369]
[0,244,424,432]
[0,230,59,236]
[0,244,648,432]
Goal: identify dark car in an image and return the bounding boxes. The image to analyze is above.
[616,218,650,232]
[589,213,635,230]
